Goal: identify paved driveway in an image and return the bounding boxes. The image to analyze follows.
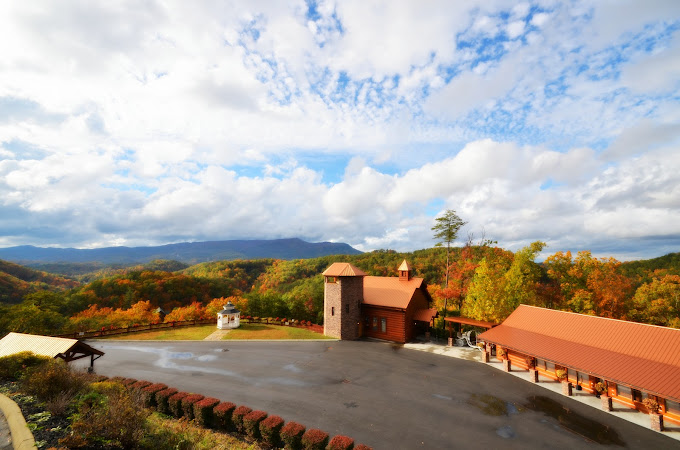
[77,340,679,449]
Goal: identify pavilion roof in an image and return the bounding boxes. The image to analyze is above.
[479,305,680,402]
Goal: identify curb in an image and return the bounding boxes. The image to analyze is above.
[0,394,36,450]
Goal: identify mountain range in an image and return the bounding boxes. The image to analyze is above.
[0,238,362,265]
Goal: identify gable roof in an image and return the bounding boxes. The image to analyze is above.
[322,263,367,277]
[479,305,680,402]
[0,332,104,360]
[363,276,425,309]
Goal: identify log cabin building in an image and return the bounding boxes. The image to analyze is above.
[479,305,680,427]
[322,260,437,343]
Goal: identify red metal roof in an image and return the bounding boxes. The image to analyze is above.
[322,263,367,277]
[363,276,425,309]
[479,305,680,402]
[444,316,497,329]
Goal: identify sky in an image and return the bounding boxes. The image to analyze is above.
[0,0,679,261]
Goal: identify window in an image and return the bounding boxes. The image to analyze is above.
[372,317,378,331]
[617,385,632,399]
[546,362,555,373]
[326,276,337,283]
[346,304,349,313]
[568,368,578,383]
[666,399,680,415]
[331,307,335,316]
[535,359,546,370]
[381,317,387,333]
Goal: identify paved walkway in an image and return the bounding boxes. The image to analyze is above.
[405,338,680,442]
[203,329,231,340]
[0,408,11,450]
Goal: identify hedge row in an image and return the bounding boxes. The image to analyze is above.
[117,377,370,449]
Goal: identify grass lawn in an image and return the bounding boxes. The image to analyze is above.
[222,323,332,340]
[99,324,217,340]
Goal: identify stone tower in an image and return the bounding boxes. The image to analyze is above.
[322,262,366,340]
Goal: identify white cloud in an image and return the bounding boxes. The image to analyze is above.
[0,0,678,260]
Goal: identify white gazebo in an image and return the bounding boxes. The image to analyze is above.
[217,301,240,329]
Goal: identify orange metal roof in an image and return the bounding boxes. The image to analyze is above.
[397,259,412,272]
[479,305,680,402]
[363,276,424,309]
[444,316,497,329]
[413,308,438,322]
[322,263,367,277]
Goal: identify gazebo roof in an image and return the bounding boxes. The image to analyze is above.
[218,301,240,315]
[0,332,104,363]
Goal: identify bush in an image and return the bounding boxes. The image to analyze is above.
[193,397,220,428]
[243,410,267,439]
[355,445,373,450]
[155,388,178,415]
[60,381,149,449]
[301,428,329,450]
[121,378,138,387]
[328,435,354,450]
[213,401,237,431]
[181,394,205,420]
[259,415,284,447]
[232,405,252,433]
[0,352,51,380]
[20,359,89,404]
[169,392,189,418]
[141,383,168,407]
[130,380,153,392]
[643,397,660,413]
[280,421,306,450]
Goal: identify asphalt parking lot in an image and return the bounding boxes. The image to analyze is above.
[78,339,680,449]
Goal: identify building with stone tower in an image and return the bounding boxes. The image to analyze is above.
[322,260,437,343]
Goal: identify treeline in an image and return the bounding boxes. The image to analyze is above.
[1,247,679,338]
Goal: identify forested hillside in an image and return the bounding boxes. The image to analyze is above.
[1,247,679,338]
[0,260,79,304]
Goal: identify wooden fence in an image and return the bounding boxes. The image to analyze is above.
[53,317,323,339]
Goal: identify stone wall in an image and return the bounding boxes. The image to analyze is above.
[323,276,362,340]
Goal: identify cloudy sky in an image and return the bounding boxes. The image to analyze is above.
[1,1,679,260]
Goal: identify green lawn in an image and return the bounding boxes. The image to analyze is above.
[98,323,332,340]
[99,324,217,340]
[222,323,333,340]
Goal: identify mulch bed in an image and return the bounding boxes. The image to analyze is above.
[0,380,71,449]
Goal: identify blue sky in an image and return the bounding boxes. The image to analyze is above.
[0,0,679,260]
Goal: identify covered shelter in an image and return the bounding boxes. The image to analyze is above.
[217,301,240,329]
[444,316,498,346]
[479,305,680,425]
[0,332,104,370]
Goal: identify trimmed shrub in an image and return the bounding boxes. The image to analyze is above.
[141,383,168,407]
[301,428,329,450]
[355,445,373,450]
[168,392,189,418]
[130,380,152,392]
[243,410,267,439]
[260,415,284,447]
[193,397,220,428]
[181,394,205,420]
[280,421,306,450]
[155,388,178,415]
[0,351,51,380]
[328,435,354,450]
[232,405,252,433]
[121,378,138,387]
[213,401,237,431]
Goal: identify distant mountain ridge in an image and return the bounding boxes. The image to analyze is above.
[0,238,362,264]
